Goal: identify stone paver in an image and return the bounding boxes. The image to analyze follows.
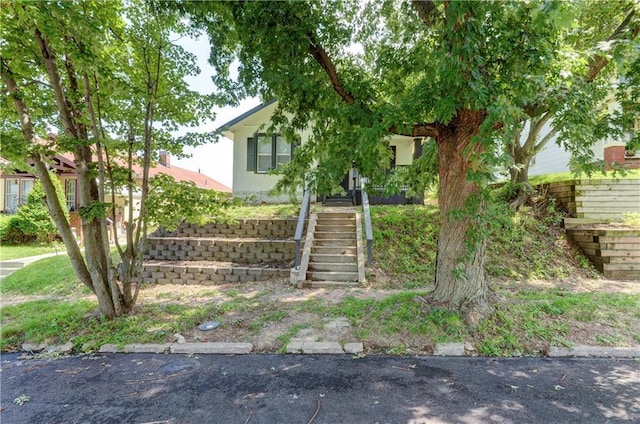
[300,342,344,354]
[123,343,172,354]
[343,342,364,354]
[169,342,253,354]
[549,345,640,358]
[434,342,465,356]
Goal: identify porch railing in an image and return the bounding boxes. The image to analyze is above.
[294,189,311,269]
[361,187,373,264]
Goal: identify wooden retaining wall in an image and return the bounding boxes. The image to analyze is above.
[545,179,640,221]
[566,227,640,279]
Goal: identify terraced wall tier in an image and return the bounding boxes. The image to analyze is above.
[544,179,640,221]
[566,228,640,279]
[141,262,290,284]
[152,219,301,239]
[144,238,297,263]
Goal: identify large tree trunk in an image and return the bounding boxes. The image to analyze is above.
[430,110,493,323]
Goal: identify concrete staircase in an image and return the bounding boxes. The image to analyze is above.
[294,210,365,288]
[323,195,354,207]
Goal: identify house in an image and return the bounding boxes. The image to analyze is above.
[529,92,640,177]
[0,151,230,240]
[217,100,423,203]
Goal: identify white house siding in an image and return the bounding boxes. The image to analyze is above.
[229,102,307,202]
[389,136,415,166]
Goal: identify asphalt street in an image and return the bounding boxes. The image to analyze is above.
[1,353,638,423]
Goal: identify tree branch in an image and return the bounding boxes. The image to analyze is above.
[522,110,553,152]
[306,31,355,105]
[33,27,78,139]
[586,9,638,83]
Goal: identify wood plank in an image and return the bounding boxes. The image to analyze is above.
[567,229,608,236]
[574,242,600,250]
[569,235,598,243]
[602,243,640,250]
[576,185,640,192]
[600,250,639,257]
[603,270,640,279]
[603,263,640,271]
[575,194,640,200]
[578,213,625,220]
[576,179,640,185]
[577,206,640,212]
[600,236,640,243]
[609,256,640,264]
[580,248,600,256]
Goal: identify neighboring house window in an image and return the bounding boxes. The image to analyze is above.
[5,179,19,213]
[247,133,295,173]
[65,179,77,211]
[20,179,34,204]
[4,178,35,213]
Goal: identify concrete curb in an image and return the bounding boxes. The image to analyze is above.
[19,342,640,358]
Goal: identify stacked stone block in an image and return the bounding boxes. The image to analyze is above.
[143,218,304,285]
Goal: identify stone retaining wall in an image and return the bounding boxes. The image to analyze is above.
[153,219,301,239]
[144,238,297,263]
[141,263,290,284]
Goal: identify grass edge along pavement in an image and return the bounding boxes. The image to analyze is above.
[2,201,640,356]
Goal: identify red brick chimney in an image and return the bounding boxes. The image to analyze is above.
[159,151,170,167]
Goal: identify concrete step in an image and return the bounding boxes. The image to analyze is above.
[308,271,359,282]
[309,254,357,263]
[315,232,356,240]
[308,262,358,272]
[316,219,355,226]
[308,281,359,288]
[311,246,357,255]
[315,224,355,232]
[317,212,355,219]
[313,238,356,247]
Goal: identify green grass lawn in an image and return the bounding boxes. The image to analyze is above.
[529,168,640,185]
[0,243,65,261]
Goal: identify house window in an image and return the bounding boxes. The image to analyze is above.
[248,133,295,173]
[5,179,19,213]
[20,180,34,205]
[65,179,77,211]
[4,178,35,213]
[275,136,291,168]
[257,134,274,173]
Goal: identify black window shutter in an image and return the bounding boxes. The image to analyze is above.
[247,137,256,172]
[291,139,300,160]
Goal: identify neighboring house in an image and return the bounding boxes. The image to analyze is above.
[0,154,79,214]
[217,100,422,203]
[529,92,640,177]
[0,151,230,240]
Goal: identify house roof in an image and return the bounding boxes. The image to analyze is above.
[2,152,230,193]
[216,99,277,134]
[146,162,231,192]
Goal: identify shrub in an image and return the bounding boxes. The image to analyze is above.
[1,176,68,244]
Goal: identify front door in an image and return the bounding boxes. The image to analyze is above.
[340,171,350,192]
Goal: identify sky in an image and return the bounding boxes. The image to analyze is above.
[171,33,259,189]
